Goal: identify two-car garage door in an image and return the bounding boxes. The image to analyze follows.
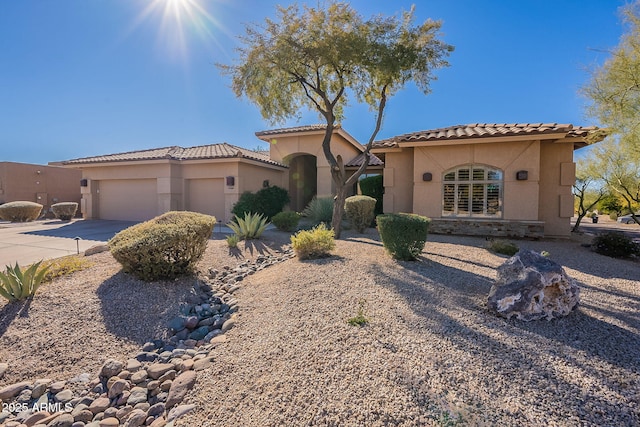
[98,179,158,221]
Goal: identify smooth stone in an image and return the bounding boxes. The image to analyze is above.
[55,389,74,403]
[188,326,210,341]
[167,317,186,332]
[126,387,148,406]
[130,370,148,384]
[147,403,165,418]
[133,402,150,412]
[71,421,87,427]
[149,416,167,427]
[103,408,118,419]
[147,380,160,391]
[126,359,142,373]
[31,379,52,399]
[157,370,176,383]
[0,363,7,379]
[122,408,146,427]
[23,411,51,426]
[0,381,31,400]
[115,406,133,421]
[99,360,124,378]
[209,334,227,345]
[141,342,157,352]
[98,418,119,427]
[69,373,92,384]
[49,380,67,394]
[159,380,172,392]
[193,357,213,371]
[108,379,129,399]
[167,404,196,422]
[184,316,199,329]
[147,364,174,380]
[84,244,108,256]
[89,397,111,414]
[165,371,196,409]
[176,359,194,372]
[48,413,75,427]
[73,409,94,423]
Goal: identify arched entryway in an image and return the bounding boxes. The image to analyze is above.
[287,154,317,212]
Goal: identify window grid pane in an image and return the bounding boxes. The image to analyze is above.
[442,165,502,218]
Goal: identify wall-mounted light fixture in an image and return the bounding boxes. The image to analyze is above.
[263,180,270,188]
[422,172,432,182]
[516,170,528,181]
[36,170,41,175]
[80,179,88,187]
[226,176,235,187]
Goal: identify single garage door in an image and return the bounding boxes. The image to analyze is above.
[98,179,157,221]
[187,178,225,221]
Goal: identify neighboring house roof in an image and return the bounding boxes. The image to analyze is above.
[344,152,384,168]
[256,124,364,153]
[373,123,605,149]
[60,143,286,167]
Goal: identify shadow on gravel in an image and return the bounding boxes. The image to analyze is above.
[0,298,32,338]
[369,257,640,425]
[96,271,208,345]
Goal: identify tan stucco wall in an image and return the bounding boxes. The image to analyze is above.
[268,132,361,198]
[382,149,414,214]
[0,162,81,215]
[538,141,575,237]
[73,159,286,223]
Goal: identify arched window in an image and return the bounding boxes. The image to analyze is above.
[442,165,503,217]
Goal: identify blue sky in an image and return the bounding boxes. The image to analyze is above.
[0,0,628,165]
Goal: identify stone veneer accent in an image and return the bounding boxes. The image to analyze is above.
[429,219,545,238]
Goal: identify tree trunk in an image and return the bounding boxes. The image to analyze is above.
[332,184,348,239]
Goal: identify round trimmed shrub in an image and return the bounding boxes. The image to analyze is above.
[291,223,335,260]
[0,201,43,222]
[359,175,383,216]
[231,185,290,220]
[271,211,301,231]
[51,202,78,221]
[109,211,216,281]
[377,213,430,261]
[345,195,376,233]
[592,231,640,258]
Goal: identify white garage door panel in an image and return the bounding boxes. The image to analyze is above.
[99,179,157,221]
[187,179,224,221]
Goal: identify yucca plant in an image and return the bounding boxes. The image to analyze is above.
[0,261,50,302]
[227,212,269,239]
[226,234,240,248]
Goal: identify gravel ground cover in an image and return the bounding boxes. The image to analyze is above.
[1,229,638,426]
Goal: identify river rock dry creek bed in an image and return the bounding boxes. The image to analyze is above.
[0,229,638,426]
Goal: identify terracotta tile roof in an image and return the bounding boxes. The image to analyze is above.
[372,123,604,148]
[255,124,331,137]
[344,152,384,168]
[61,143,286,167]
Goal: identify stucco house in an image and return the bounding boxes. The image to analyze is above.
[0,162,81,216]
[59,122,604,237]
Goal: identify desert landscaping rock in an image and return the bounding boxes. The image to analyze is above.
[0,381,30,400]
[0,363,8,379]
[100,360,124,379]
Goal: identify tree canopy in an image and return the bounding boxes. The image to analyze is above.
[221,2,453,237]
[583,1,640,156]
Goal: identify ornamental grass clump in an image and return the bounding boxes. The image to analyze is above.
[0,261,50,302]
[109,211,215,281]
[377,213,430,261]
[228,212,269,239]
[271,211,301,232]
[344,195,376,233]
[487,239,519,256]
[0,201,43,222]
[51,202,78,221]
[291,223,335,260]
[302,196,334,225]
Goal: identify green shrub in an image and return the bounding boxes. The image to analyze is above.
[291,223,335,260]
[41,255,93,282]
[228,212,269,239]
[231,185,290,219]
[0,201,43,222]
[609,212,618,221]
[344,195,376,233]
[226,234,240,248]
[377,213,430,261]
[487,239,519,256]
[302,196,334,224]
[0,261,50,302]
[109,211,215,281]
[347,299,369,327]
[51,202,78,221]
[359,175,383,216]
[592,231,640,258]
[271,211,301,232]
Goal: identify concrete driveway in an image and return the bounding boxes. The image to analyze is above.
[0,219,138,266]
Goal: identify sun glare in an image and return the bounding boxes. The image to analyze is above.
[125,0,228,62]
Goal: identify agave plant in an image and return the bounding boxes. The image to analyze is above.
[0,261,50,302]
[227,213,270,239]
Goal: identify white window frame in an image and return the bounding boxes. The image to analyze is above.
[442,165,503,218]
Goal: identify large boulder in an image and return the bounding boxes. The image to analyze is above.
[487,249,579,321]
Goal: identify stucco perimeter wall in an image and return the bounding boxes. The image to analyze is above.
[0,162,81,213]
[410,140,541,221]
[538,142,575,237]
[269,132,361,197]
[382,149,414,214]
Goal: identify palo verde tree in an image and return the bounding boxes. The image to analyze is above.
[572,158,605,232]
[583,1,640,157]
[221,2,453,237]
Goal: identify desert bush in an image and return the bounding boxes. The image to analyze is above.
[359,175,383,216]
[291,223,335,260]
[487,239,519,256]
[226,234,240,248]
[271,211,301,232]
[0,261,50,302]
[51,202,78,221]
[302,196,334,224]
[0,201,43,222]
[377,213,430,261]
[592,231,640,258]
[41,255,93,282]
[228,212,269,239]
[345,195,376,233]
[609,212,618,221]
[231,185,290,219]
[109,211,215,281]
